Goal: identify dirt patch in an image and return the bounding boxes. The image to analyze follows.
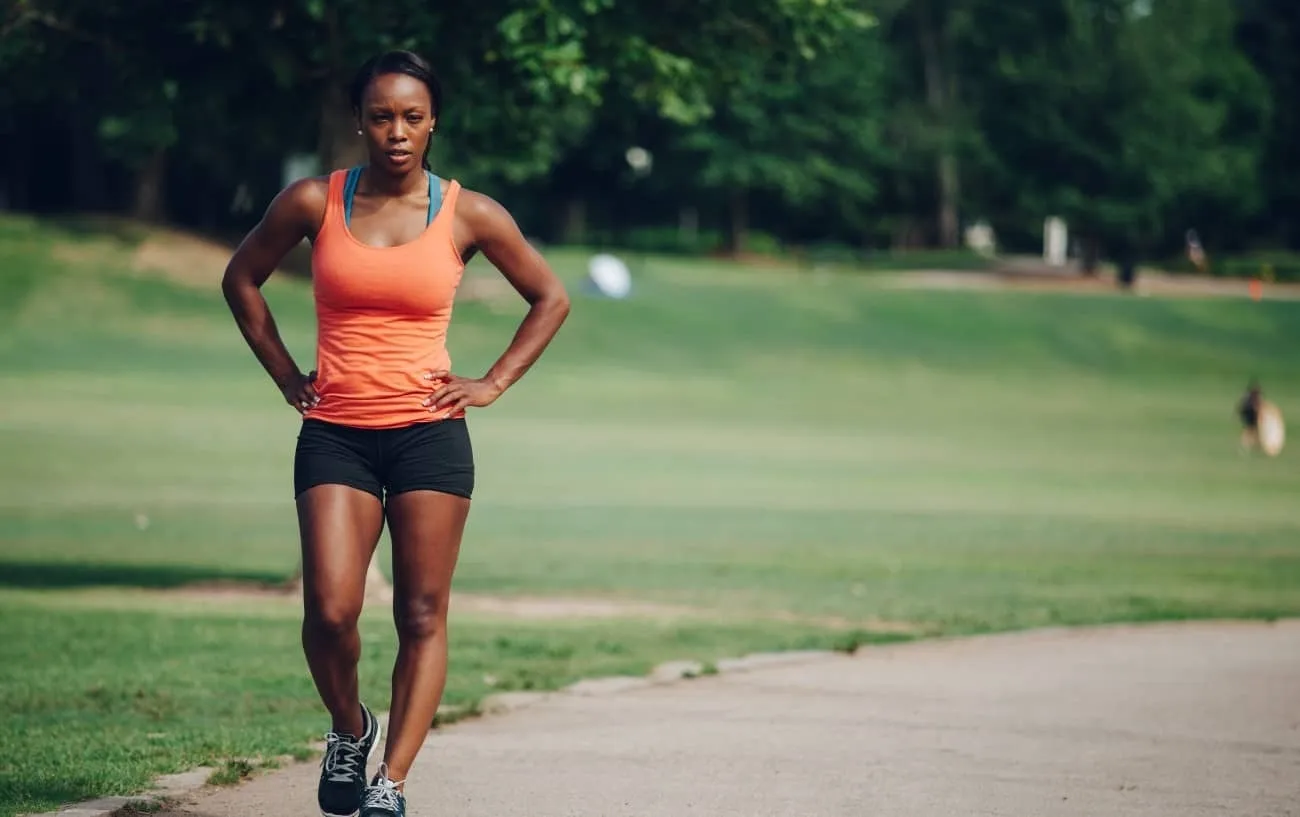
[456,271,519,307]
[452,595,923,634]
[451,594,697,620]
[129,230,243,289]
[158,579,300,603]
[760,609,924,635]
[152,582,924,634]
[46,218,299,288]
[52,239,123,268]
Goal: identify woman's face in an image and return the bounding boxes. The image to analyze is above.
[357,73,434,174]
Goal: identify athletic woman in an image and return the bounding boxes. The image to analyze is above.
[220,50,570,817]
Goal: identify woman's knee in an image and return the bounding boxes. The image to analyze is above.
[305,597,364,639]
[394,590,446,640]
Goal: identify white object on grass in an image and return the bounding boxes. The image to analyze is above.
[587,253,632,299]
[1258,402,1286,457]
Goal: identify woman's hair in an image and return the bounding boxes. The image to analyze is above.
[349,50,443,170]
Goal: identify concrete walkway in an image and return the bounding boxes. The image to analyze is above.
[156,621,1300,817]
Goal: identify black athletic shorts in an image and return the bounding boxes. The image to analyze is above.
[293,418,474,501]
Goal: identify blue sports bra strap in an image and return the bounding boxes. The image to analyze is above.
[344,167,440,227]
[343,166,362,227]
[426,171,443,226]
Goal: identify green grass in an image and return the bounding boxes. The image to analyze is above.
[0,587,854,817]
[2,212,1299,816]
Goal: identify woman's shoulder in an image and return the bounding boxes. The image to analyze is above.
[283,174,332,207]
[446,184,530,256]
[267,175,332,229]
[449,183,512,225]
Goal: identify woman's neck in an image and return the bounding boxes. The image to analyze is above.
[361,164,426,197]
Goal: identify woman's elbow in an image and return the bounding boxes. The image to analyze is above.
[220,263,263,311]
[547,285,571,321]
[220,266,245,305]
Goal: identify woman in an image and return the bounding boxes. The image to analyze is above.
[221,50,570,817]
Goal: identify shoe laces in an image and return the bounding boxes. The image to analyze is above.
[322,731,366,783]
[363,767,404,814]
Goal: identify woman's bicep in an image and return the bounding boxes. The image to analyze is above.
[463,192,562,303]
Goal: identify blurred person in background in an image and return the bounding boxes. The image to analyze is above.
[1237,379,1287,457]
[221,50,570,817]
[1186,229,1208,273]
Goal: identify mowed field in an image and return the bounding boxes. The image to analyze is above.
[2,213,1298,816]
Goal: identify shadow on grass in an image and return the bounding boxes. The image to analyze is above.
[42,212,316,279]
[44,213,153,246]
[0,560,289,591]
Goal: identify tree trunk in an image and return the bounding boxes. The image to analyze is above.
[317,5,365,173]
[2,121,30,210]
[561,198,587,244]
[936,152,959,250]
[319,79,366,173]
[679,205,699,248]
[73,62,106,213]
[1081,234,1101,276]
[131,148,167,222]
[918,0,960,248]
[725,190,748,255]
[73,116,106,212]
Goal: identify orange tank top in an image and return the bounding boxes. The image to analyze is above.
[302,168,466,429]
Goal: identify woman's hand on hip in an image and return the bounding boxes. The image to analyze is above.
[424,371,502,417]
[281,370,321,414]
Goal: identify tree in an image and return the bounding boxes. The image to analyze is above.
[959,0,1269,270]
[0,0,244,220]
[659,14,886,254]
[877,0,976,249]
[1,0,874,224]
[1235,0,1300,249]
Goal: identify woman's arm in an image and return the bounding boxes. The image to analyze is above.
[220,179,326,414]
[427,190,571,416]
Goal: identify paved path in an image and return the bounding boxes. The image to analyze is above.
[156,621,1300,817]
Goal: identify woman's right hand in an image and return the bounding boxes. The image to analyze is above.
[281,370,321,415]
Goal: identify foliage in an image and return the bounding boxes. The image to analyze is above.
[958,0,1269,253]
[1235,0,1300,248]
[666,17,886,249]
[2,0,1297,262]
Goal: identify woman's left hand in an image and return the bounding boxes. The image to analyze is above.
[423,371,502,416]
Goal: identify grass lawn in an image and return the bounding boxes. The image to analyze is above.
[1,213,1298,816]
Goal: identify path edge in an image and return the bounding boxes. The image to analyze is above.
[21,617,1296,817]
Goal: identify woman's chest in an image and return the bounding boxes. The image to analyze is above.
[312,236,462,315]
[348,197,432,248]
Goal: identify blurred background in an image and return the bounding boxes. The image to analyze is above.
[3,0,1299,274]
[2,1,1299,815]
